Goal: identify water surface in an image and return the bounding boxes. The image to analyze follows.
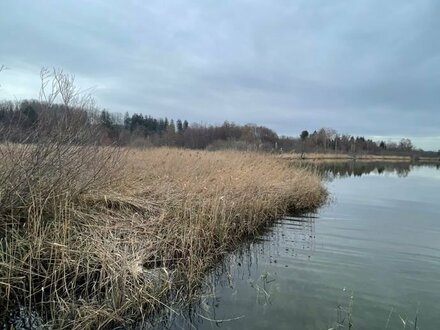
[163,163,440,329]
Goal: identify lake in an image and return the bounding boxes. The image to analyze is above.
[157,162,440,330]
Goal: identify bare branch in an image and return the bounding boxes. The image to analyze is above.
[38,67,96,110]
[39,67,55,105]
[0,64,8,88]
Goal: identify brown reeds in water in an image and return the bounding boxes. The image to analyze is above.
[0,146,326,329]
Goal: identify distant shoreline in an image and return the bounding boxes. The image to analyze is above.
[278,152,440,163]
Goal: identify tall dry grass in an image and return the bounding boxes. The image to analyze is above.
[0,147,326,329]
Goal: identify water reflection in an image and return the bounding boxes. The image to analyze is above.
[150,216,318,329]
[315,161,439,180]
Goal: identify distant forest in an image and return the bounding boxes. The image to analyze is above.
[0,99,439,156]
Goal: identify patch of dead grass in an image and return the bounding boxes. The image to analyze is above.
[0,147,326,328]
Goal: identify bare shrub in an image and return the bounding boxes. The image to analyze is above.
[0,69,121,221]
[0,69,123,327]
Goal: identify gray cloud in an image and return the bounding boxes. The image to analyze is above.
[1,0,439,149]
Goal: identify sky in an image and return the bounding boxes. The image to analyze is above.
[1,0,439,150]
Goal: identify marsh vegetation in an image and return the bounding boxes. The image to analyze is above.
[0,142,325,328]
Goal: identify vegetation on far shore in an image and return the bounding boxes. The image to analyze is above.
[279,152,440,162]
[2,100,439,158]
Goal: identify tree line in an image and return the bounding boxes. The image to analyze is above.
[0,99,279,150]
[278,128,421,156]
[1,99,438,158]
[1,67,438,156]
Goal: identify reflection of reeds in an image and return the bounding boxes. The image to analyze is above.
[163,214,319,329]
[0,146,326,328]
[281,215,316,259]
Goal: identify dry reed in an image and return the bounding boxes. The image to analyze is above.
[0,147,326,329]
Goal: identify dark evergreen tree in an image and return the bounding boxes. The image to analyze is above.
[100,110,113,130]
[123,112,131,130]
[176,119,183,133]
[20,102,38,128]
[300,130,309,141]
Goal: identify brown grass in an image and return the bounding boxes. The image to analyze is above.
[0,147,326,329]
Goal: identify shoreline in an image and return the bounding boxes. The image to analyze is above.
[278,152,440,163]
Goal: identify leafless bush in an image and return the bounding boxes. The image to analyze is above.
[0,142,120,222]
[0,69,122,222]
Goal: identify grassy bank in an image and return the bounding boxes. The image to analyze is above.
[0,147,326,329]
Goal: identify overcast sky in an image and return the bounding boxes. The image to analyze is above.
[1,0,439,150]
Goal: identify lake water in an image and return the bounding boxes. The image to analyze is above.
[159,162,440,330]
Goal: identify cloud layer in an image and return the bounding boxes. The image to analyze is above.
[1,0,439,149]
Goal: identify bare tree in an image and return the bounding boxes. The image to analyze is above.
[399,138,413,152]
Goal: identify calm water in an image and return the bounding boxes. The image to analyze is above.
[161,163,440,330]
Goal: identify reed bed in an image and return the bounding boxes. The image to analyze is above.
[0,147,326,329]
